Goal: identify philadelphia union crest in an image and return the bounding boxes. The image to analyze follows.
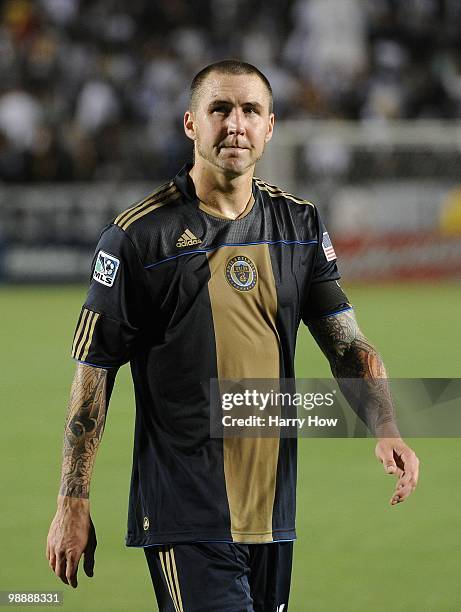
[225,256,257,291]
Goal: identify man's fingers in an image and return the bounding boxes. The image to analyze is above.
[392,483,412,503]
[397,473,418,495]
[404,454,420,486]
[49,549,84,587]
[48,551,56,573]
[376,440,420,506]
[384,463,404,477]
[65,555,79,588]
[47,511,95,586]
[54,555,69,585]
[384,462,396,474]
[399,447,420,469]
[390,471,418,505]
[398,469,418,488]
[380,456,404,478]
[393,450,420,495]
[391,488,411,504]
[46,540,52,565]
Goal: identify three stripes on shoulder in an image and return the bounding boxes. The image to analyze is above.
[72,308,100,361]
[114,182,180,231]
[254,178,314,207]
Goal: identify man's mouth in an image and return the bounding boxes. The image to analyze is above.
[220,145,248,151]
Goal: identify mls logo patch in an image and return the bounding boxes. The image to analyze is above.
[93,250,120,287]
[225,255,257,291]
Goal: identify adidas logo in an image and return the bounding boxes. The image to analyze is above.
[176,229,202,248]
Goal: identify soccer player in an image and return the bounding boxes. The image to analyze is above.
[46,60,419,611]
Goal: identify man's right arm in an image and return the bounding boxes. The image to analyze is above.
[46,362,116,588]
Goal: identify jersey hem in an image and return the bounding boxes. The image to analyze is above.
[125,528,296,547]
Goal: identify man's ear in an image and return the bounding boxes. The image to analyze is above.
[184,111,196,141]
[265,113,275,143]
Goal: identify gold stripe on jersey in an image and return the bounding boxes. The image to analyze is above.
[159,548,181,612]
[72,308,93,359]
[74,309,96,361]
[80,311,100,361]
[115,182,177,230]
[254,178,314,207]
[207,244,280,543]
[71,308,89,358]
[72,309,99,361]
[118,188,181,231]
[114,181,175,228]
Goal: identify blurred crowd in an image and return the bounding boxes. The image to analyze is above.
[1,0,461,182]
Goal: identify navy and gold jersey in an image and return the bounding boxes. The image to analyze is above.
[71,163,343,546]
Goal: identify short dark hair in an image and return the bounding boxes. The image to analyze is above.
[189,60,273,113]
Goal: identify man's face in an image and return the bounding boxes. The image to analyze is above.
[184,72,274,176]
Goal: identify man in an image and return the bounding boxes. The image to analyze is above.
[46,60,419,611]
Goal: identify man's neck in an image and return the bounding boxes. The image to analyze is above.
[189,161,254,220]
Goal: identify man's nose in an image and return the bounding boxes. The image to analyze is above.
[226,108,245,135]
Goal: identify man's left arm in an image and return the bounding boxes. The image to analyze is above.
[308,308,420,505]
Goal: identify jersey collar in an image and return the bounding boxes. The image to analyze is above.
[173,162,199,204]
[173,162,259,215]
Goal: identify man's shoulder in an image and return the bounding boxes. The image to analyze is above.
[253,177,315,209]
[112,180,183,233]
[102,176,199,266]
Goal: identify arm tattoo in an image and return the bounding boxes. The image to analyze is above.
[308,310,399,437]
[59,363,112,498]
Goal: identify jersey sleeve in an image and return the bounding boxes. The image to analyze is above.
[302,208,347,322]
[302,279,352,322]
[310,208,341,284]
[71,224,147,368]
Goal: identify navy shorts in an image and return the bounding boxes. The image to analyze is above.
[144,541,293,612]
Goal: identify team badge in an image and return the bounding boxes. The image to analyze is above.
[225,256,257,291]
[93,250,120,287]
[143,516,150,530]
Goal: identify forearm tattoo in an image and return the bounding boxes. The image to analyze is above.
[308,310,399,436]
[59,364,109,498]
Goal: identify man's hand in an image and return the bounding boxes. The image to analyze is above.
[46,496,97,588]
[375,438,420,506]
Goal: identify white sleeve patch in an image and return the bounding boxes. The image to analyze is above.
[93,250,120,287]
